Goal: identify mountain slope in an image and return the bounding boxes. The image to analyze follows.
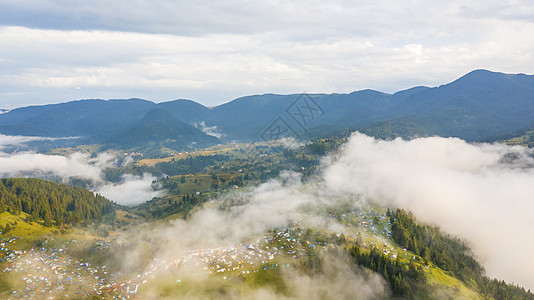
[0,98,155,141]
[155,99,211,124]
[0,177,115,225]
[106,108,220,149]
[210,90,396,140]
[362,70,534,141]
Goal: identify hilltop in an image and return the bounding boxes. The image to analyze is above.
[105,108,220,151]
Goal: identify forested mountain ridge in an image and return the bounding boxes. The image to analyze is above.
[104,108,220,150]
[0,178,115,226]
[350,209,534,299]
[1,69,533,147]
[360,70,534,140]
[0,98,153,140]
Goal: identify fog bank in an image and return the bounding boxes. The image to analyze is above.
[325,133,534,290]
[0,134,158,205]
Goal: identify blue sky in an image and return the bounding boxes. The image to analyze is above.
[0,0,533,108]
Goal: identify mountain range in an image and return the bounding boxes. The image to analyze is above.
[1,69,533,150]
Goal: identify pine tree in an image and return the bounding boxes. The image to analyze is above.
[43,212,53,227]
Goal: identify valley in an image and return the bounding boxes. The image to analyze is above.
[1,135,534,299]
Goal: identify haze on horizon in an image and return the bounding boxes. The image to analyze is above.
[1,0,534,109]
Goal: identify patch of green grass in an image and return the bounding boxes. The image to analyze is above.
[138,274,243,299]
[0,212,53,247]
[245,264,288,294]
[502,130,534,147]
[46,144,102,156]
[424,263,483,299]
[171,174,214,194]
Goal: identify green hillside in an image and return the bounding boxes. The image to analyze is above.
[0,178,115,226]
[502,130,534,147]
[105,108,220,151]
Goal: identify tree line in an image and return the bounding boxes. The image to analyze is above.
[389,209,533,299]
[103,155,230,182]
[349,245,426,297]
[134,193,200,219]
[0,178,115,227]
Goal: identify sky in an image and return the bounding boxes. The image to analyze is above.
[0,0,533,109]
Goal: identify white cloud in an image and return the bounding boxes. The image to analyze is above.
[1,1,532,38]
[0,134,78,150]
[193,121,224,139]
[0,1,533,107]
[0,137,159,206]
[279,137,306,150]
[96,173,162,206]
[324,133,534,290]
[0,151,111,180]
[137,171,346,251]
[0,149,160,205]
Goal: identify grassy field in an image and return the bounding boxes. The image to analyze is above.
[45,144,102,156]
[501,130,534,147]
[0,212,114,253]
[0,212,53,248]
[169,173,238,193]
[136,140,290,167]
[136,145,240,167]
[423,266,483,299]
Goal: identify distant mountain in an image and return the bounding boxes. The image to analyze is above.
[0,69,533,147]
[0,98,154,141]
[209,90,397,140]
[155,99,211,124]
[360,70,534,140]
[105,108,220,149]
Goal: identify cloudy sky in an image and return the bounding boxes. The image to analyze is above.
[0,0,533,108]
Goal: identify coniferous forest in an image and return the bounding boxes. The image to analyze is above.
[387,209,534,299]
[0,178,115,226]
